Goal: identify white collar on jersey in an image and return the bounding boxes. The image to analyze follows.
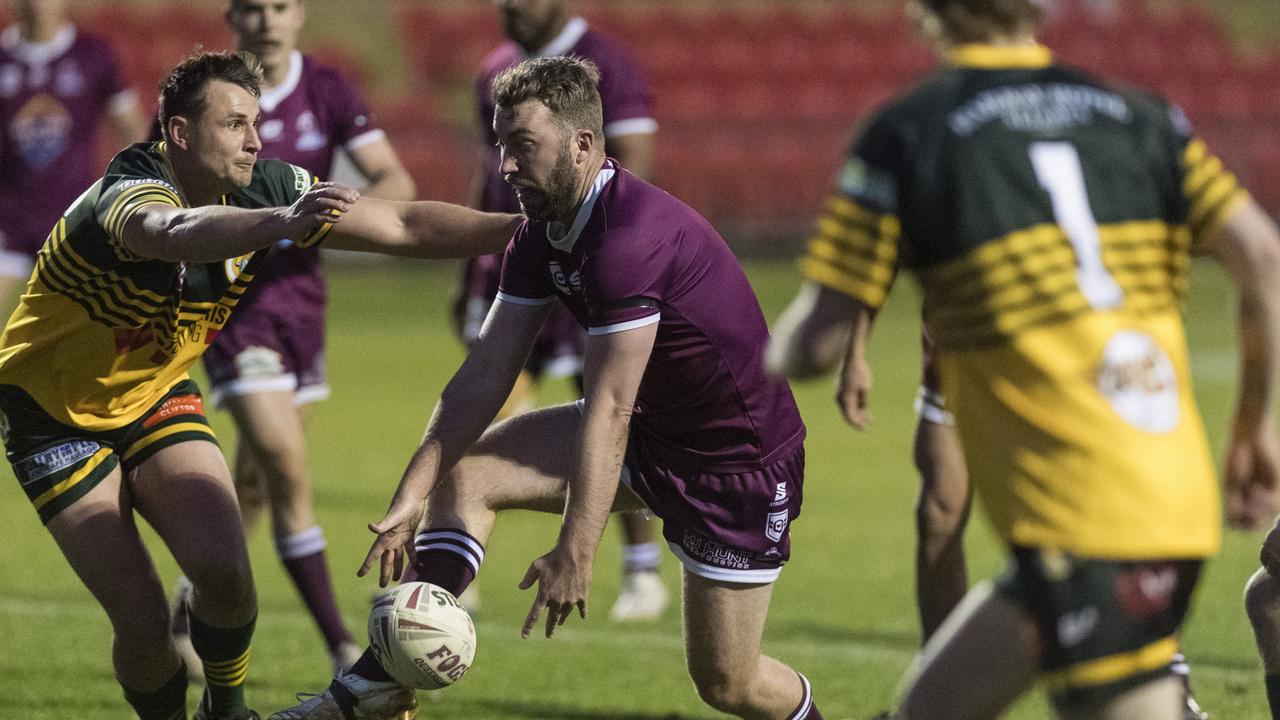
[547,162,616,253]
[1,23,76,65]
[257,50,303,113]
[531,17,588,58]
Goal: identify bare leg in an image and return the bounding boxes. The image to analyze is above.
[130,442,256,629]
[1058,676,1181,720]
[899,583,1037,720]
[913,418,971,642]
[424,404,645,542]
[45,467,183,692]
[225,391,356,667]
[682,571,816,719]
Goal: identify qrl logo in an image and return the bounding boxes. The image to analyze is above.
[418,643,470,682]
[765,511,788,543]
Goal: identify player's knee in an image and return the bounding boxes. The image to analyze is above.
[687,666,753,714]
[916,489,967,541]
[186,557,255,612]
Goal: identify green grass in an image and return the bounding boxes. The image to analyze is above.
[0,257,1269,719]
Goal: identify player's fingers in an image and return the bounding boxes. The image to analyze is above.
[577,599,587,620]
[379,547,395,587]
[357,537,386,577]
[522,594,545,639]
[545,601,563,638]
[518,562,540,590]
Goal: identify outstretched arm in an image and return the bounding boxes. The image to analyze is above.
[1203,197,1280,531]
[324,197,521,259]
[120,182,359,262]
[520,320,658,639]
[359,297,552,585]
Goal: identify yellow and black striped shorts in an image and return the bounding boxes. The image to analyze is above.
[996,545,1202,708]
[0,380,218,524]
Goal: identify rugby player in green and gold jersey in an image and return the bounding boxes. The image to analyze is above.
[0,50,518,720]
[768,1,1280,718]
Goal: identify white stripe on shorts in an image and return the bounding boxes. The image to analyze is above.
[914,386,955,426]
[667,543,782,584]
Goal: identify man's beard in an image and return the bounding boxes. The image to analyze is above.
[514,148,577,223]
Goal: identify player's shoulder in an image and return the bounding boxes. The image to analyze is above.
[103,142,172,186]
[235,158,312,208]
[298,53,358,90]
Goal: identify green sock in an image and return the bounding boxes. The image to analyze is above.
[1267,673,1280,720]
[121,663,187,720]
[190,610,256,719]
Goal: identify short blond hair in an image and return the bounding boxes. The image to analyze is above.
[491,55,604,140]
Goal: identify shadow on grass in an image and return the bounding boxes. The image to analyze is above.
[766,620,919,650]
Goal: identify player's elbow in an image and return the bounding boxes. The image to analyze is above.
[766,337,830,379]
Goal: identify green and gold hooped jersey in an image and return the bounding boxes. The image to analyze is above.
[804,45,1245,560]
[0,141,331,431]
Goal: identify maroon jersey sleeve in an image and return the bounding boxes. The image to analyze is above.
[316,66,380,150]
[582,227,665,334]
[593,40,656,138]
[496,222,556,305]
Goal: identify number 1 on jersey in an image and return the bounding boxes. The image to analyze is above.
[1029,142,1123,310]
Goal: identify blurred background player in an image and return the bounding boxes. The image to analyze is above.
[0,0,146,315]
[769,0,1280,717]
[171,0,416,679]
[452,0,667,622]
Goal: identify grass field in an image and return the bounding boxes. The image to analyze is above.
[0,257,1270,719]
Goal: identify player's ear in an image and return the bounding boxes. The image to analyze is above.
[574,129,594,162]
[167,116,192,151]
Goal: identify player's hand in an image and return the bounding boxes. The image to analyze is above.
[275,182,359,239]
[358,493,427,587]
[1224,421,1280,531]
[518,545,591,639]
[836,348,873,430]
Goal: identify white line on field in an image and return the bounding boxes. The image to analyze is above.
[0,595,1256,680]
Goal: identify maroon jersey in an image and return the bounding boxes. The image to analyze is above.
[458,17,657,364]
[498,161,805,472]
[248,50,382,290]
[0,24,133,257]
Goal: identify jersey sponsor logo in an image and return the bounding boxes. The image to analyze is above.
[295,112,327,152]
[290,163,311,194]
[113,177,178,194]
[1056,606,1100,648]
[947,83,1131,137]
[771,482,788,506]
[14,440,102,486]
[11,93,71,170]
[1096,330,1179,433]
[54,60,85,97]
[838,157,896,211]
[224,252,253,283]
[142,394,205,429]
[1115,564,1178,621]
[259,118,285,142]
[682,530,752,570]
[548,261,582,295]
[765,510,789,543]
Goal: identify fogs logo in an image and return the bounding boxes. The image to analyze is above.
[548,261,582,295]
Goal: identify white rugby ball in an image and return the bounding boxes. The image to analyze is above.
[368,582,476,689]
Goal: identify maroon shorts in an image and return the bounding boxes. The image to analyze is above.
[203,275,327,408]
[622,438,805,584]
